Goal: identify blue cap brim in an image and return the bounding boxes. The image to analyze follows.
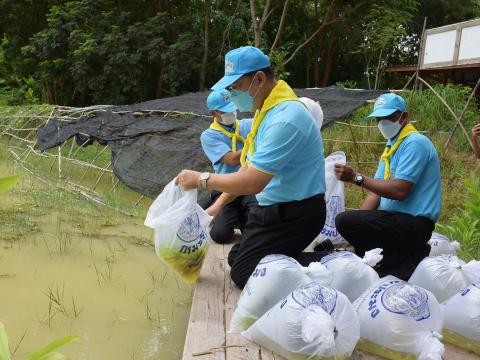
[217,101,237,113]
[366,108,397,119]
[211,73,243,91]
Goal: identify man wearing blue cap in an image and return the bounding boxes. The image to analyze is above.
[176,46,327,289]
[334,93,442,280]
[200,89,256,244]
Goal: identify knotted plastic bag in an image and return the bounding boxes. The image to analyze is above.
[409,255,480,302]
[319,249,383,302]
[442,282,480,356]
[243,281,360,360]
[229,254,332,332]
[428,232,460,256]
[353,276,444,360]
[144,179,211,284]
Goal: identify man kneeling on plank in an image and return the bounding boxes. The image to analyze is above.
[177,46,327,289]
[334,93,442,280]
[199,89,257,244]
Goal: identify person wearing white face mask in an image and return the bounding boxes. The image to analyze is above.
[176,46,327,289]
[199,89,256,244]
[333,93,442,280]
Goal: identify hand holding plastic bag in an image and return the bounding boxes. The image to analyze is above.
[144,179,212,284]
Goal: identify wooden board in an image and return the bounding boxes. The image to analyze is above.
[183,242,480,360]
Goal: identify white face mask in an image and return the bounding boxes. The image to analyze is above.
[219,111,236,126]
[378,119,402,139]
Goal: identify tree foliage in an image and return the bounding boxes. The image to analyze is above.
[0,0,478,105]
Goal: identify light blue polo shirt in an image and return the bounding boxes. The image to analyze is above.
[200,119,253,174]
[374,132,442,222]
[249,101,326,206]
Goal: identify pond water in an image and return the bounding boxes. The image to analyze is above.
[0,144,192,359]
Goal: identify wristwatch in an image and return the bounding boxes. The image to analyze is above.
[200,172,210,189]
[354,173,365,186]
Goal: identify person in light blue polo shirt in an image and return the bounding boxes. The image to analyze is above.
[176,46,327,289]
[334,93,442,280]
[199,89,256,244]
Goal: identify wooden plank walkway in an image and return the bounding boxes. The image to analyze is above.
[182,242,480,360]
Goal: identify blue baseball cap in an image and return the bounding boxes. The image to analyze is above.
[206,89,237,112]
[367,93,408,118]
[211,46,271,91]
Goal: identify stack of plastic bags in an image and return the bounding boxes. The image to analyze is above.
[243,281,360,360]
[428,232,460,256]
[144,179,211,284]
[442,282,480,356]
[409,255,480,302]
[353,276,444,360]
[320,249,383,302]
[229,254,332,332]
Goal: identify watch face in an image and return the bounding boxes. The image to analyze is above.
[356,175,362,181]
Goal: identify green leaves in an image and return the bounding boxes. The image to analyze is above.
[437,177,480,261]
[0,176,18,193]
[0,322,12,360]
[0,321,78,360]
[23,336,79,360]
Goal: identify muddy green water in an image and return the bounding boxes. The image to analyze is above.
[0,146,192,359]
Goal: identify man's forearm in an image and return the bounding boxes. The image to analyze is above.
[360,176,411,201]
[207,167,270,195]
[472,136,480,159]
[360,191,380,210]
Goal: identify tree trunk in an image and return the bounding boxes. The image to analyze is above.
[321,34,334,86]
[313,0,321,87]
[269,0,289,55]
[250,0,261,47]
[374,46,384,90]
[199,1,210,91]
[249,0,272,48]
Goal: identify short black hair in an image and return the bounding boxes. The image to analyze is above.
[244,67,275,79]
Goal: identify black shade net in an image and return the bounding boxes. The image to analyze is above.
[38,86,383,198]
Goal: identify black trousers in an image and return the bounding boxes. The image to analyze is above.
[335,210,434,280]
[228,194,327,289]
[199,191,258,244]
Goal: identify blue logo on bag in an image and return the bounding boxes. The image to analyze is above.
[381,283,430,321]
[291,282,337,315]
[176,213,201,243]
[320,195,343,239]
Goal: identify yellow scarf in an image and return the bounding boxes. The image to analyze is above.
[380,123,419,180]
[209,119,245,152]
[240,80,299,165]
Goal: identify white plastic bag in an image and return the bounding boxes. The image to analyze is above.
[428,232,460,256]
[306,151,347,250]
[144,179,211,284]
[442,282,480,356]
[409,255,480,302]
[229,254,332,332]
[243,281,360,360]
[320,249,382,302]
[353,276,444,360]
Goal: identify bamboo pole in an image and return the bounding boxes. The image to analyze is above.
[417,76,473,149]
[442,76,480,155]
